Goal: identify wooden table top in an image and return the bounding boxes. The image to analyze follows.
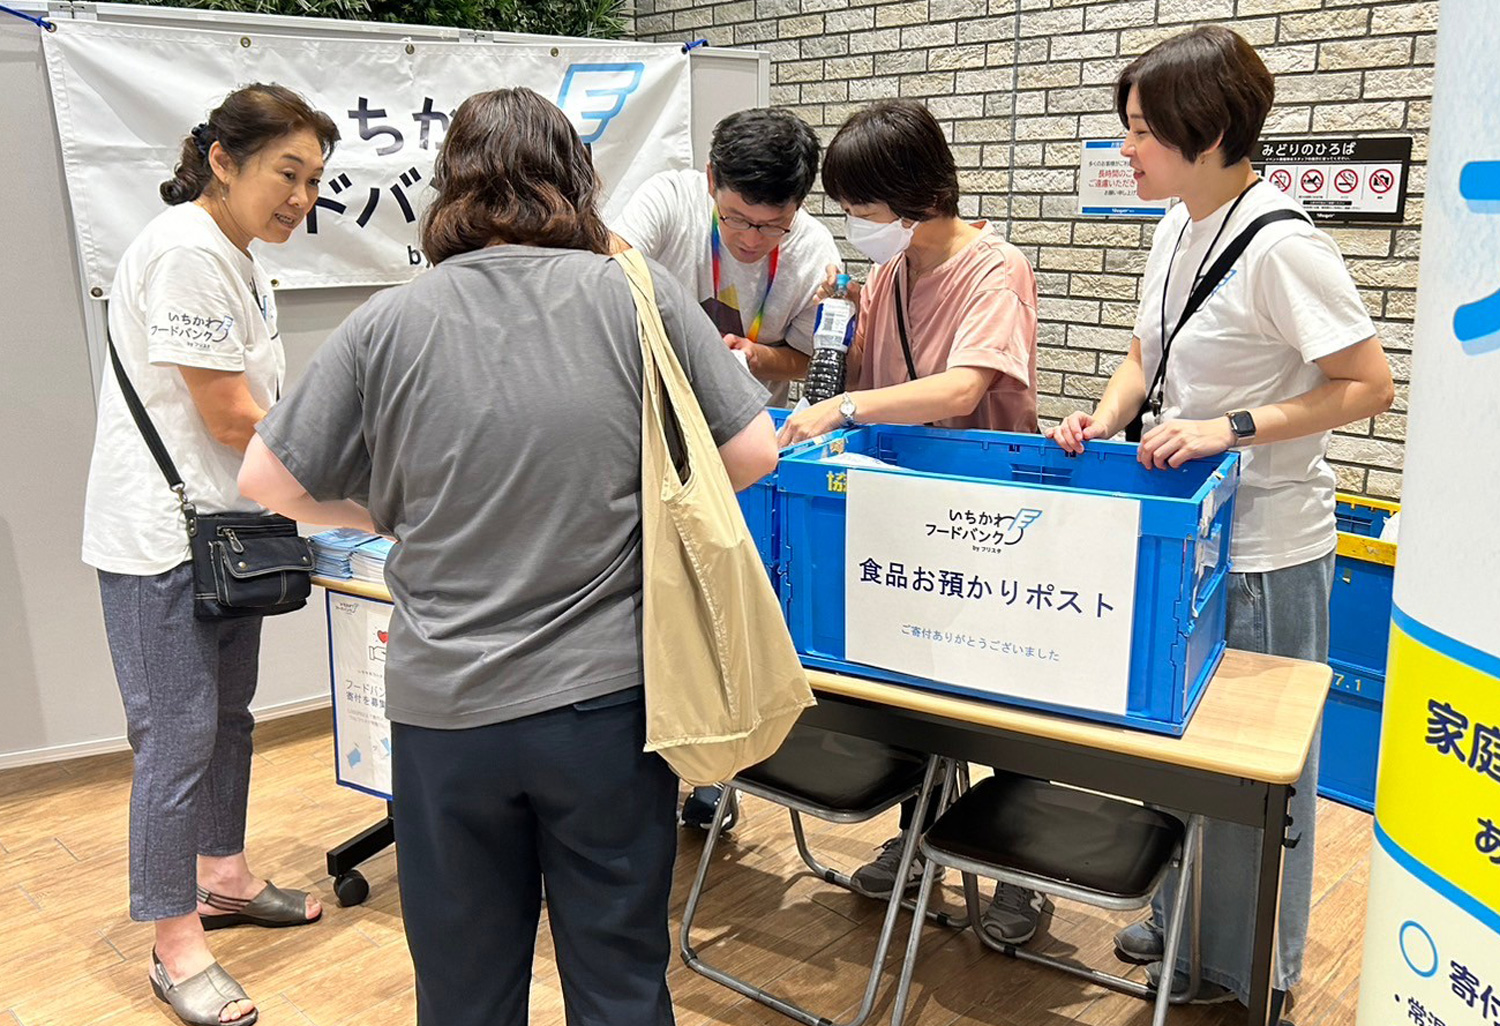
[314,577,1330,785]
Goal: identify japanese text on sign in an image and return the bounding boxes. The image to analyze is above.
[844,469,1139,715]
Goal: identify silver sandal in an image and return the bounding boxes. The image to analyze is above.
[199,880,322,931]
[149,949,259,1026]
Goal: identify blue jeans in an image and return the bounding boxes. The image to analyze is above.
[1153,549,1334,999]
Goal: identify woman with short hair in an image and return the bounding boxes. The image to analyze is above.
[240,87,777,1026]
[781,98,1050,950]
[779,98,1039,444]
[1049,25,1394,1009]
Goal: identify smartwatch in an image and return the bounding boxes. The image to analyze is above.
[1226,409,1257,443]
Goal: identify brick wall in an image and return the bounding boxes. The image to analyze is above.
[631,0,1440,499]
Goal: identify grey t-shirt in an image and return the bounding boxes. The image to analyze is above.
[258,245,768,729]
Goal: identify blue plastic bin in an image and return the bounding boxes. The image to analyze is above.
[1319,659,1385,813]
[777,426,1240,735]
[1317,494,1398,813]
[1329,496,1397,677]
[737,407,847,597]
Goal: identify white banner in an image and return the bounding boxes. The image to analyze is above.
[844,470,1139,715]
[41,20,693,294]
[328,593,393,800]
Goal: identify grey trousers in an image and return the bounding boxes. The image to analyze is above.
[98,563,262,921]
[1155,549,1334,999]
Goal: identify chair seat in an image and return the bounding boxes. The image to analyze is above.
[735,725,929,814]
[924,774,1184,900]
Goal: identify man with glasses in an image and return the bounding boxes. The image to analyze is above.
[613,107,841,408]
[613,108,839,831]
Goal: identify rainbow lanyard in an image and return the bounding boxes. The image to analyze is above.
[710,208,780,343]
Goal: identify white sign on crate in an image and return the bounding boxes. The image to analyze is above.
[1077,140,1168,218]
[844,470,1141,716]
[328,594,394,800]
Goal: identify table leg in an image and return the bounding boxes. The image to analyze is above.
[1248,783,1291,1026]
[325,801,395,906]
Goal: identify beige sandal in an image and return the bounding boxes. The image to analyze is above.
[149,949,258,1026]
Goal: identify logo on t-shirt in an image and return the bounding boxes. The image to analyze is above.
[1205,268,1239,304]
[700,294,745,339]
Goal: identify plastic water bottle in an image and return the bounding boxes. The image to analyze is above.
[804,274,856,404]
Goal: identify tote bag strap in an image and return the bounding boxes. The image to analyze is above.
[612,248,733,496]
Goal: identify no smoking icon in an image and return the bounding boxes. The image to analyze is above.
[1335,169,1359,194]
[1270,168,1293,192]
[1301,169,1324,193]
[1371,168,1395,194]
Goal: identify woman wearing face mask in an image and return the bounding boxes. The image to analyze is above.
[778,99,1039,445]
[777,99,1052,952]
[81,84,339,1026]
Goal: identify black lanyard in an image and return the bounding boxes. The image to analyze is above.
[1150,179,1259,418]
[894,263,918,382]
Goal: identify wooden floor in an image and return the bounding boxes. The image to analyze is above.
[0,710,1371,1026]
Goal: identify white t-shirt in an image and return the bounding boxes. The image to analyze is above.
[82,203,284,576]
[611,168,841,405]
[1133,183,1376,573]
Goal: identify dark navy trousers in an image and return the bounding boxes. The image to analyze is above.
[391,688,678,1026]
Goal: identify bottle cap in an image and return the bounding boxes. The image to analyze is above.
[835,273,851,288]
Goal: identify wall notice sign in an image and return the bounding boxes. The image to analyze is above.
[329,594,394,800]
[844,470,1141,715]
[1078,140,1168,217]
[1253,136,1412,222]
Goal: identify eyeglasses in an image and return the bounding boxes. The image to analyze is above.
[716,207,793,240]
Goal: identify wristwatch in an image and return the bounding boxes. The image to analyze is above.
[1226,409,1257,443]
[838,392,859,428]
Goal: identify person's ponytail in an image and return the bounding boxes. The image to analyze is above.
[159,124,216,205]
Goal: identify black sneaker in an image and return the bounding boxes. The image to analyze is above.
[681,785,738,831]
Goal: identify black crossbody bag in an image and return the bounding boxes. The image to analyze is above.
[1124,206,1311,442]
[107,331,312,620]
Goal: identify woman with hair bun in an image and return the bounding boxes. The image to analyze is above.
[82,83,341,1026]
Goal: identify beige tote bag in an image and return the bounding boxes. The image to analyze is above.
[613,248,815,787]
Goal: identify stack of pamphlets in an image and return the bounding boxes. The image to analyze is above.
[350,536,395,584]
[309,528,379,579]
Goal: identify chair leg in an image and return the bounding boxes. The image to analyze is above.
[788,775,969,931]
[679,781,738,969]
[1152,814,1203,1024]
[889,830,948,1026]
[1186,814,1204,998]
[841,755,946,1026]
[681,761,947,1026]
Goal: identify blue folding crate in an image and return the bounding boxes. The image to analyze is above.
[737,407,847,595]
[777,425,1239,735]
[1329,495,1397,677]
[1317,494,1399,813]
[1319,659,1385,813]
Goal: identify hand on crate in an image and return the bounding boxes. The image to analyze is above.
[1137,416,1235,470]
[1044,411,1111,454]
[779,397,843,446]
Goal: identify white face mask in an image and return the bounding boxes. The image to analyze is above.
[845,214,916,264]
